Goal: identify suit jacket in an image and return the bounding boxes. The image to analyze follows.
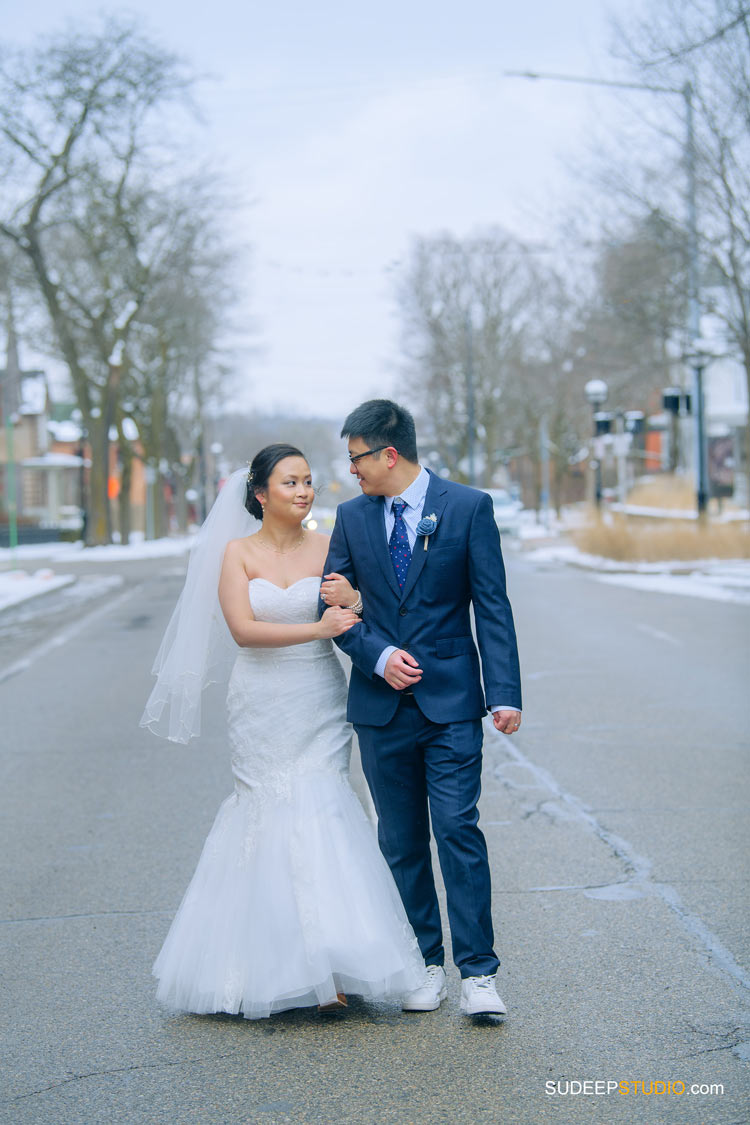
[322,468,521,726]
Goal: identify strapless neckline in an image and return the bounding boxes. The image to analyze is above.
[249,576,321,592]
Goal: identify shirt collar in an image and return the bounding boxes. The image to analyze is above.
[386,465,430,512]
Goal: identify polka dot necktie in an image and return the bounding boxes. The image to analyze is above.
[389,498,412,589]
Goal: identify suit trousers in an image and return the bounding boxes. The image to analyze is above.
[355,696,500,978]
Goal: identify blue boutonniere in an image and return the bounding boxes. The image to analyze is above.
[417,513,438,551]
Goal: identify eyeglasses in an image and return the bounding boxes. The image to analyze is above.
[348,445,394,465]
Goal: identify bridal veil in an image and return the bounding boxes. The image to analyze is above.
[140,467,257,743]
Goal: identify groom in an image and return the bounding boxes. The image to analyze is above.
[322,399,521,1016]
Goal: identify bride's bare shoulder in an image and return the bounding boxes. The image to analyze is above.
[224,534,260,559]
[307,529,331,556]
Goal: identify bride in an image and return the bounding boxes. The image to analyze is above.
[141,443,424,1018]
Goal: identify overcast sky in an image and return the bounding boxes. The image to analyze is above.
[5,1,638,417]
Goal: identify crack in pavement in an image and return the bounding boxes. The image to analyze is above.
[4,1050,246,1103]
[487,724,750,997]
[682,1044,742,1056]
[0,908,173,926]
[526,880,633,893]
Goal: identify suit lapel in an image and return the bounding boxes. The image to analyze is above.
[399,470,448,604]
[364,495,401,598]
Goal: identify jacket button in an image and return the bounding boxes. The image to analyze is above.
[399,606,408,616]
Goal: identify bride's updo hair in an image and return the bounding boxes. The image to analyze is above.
[245,443,307,521]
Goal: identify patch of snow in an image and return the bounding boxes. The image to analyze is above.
[0,542,84,562]
[47,420,83,443]
[595,570,750,605]
[21,452,85,468]
[0,569,75,611]
[108,339,125,366]
[18,373,47,415]
[518,512,565,540]
[525,544,631,570]
[526,542,750,605]
[610,503,698,520]
[537,543,747,573]
[0,534,195,565]
[114,299,138,331]
[77,536,194,561]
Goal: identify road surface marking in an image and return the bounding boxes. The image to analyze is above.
[0,583,142,685]
[636,623,681,646]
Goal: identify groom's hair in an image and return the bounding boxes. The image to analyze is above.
[340,399,418,463]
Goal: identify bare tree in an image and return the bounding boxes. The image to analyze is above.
[397,230,537,485]
[116,174,239,537]
[396,229,596,509]
[565,210,688,422]
[506,267,592,513]
[609,0,750,504]
[0,18,230,542]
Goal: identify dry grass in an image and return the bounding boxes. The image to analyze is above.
[626,475,698,510]
[573,515,750,561]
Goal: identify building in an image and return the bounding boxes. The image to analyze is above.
[0,319,87,542]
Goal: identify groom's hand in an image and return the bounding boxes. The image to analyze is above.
[493,709,522,734]
[384,650,423,690]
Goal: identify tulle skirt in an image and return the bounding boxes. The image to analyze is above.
[152,768,424,1019]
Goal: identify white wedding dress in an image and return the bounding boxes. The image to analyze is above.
[153,576,424,1018]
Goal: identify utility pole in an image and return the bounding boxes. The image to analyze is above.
[464,312,477,487]
[506,69,709,520]
[683,83,709,522]
[540,415,551,527]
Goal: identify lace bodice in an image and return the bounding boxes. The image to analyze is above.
[226,574,351,791]
[248,575,322,623]
[240,575,330,660]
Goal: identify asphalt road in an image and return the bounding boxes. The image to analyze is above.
[0,546,748,1125]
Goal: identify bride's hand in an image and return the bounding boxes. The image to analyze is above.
[318,606,361,638]
[320,572,358,608]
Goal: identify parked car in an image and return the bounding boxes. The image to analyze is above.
[483,488,522,536]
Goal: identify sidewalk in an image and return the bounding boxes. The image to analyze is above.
[523,544,750,605]
[0,535,194,612]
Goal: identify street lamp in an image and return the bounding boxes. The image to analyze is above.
[686,339,714,519]
[585,378,608,509]
[506,69,707,518]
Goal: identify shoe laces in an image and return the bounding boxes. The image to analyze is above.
[425,965,443,982]
[469,975,495,991]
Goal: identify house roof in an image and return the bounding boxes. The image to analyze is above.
[21,452,86,468]
[48,420,83,443]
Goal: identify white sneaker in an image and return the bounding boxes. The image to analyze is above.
[460,974,507,1015]
[402,965,447,1011]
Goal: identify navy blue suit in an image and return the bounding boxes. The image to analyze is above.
[323,469,521,977]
